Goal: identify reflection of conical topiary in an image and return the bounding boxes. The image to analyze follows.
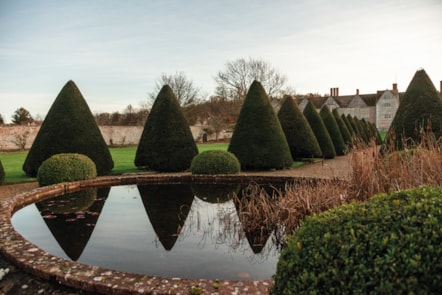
[332,109,352,145]
[36,187,110,261]
[138,184,194,251]
[228,81,293,170]
[320,107,346,155]
[23,80,113,176]
[135,85,198,172]
[385,69,442,150]
[277,96,322,159]
[303,101,336,159]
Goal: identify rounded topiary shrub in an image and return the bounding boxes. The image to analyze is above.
[271,186,442,294]
[190,150,240,175]
[0,160,5,185]
[37,153,97,186]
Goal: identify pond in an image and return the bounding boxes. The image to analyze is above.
[12,183,284,281]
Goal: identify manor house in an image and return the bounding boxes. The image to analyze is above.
[295,83,402,131]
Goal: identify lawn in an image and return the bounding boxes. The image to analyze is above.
[1,142,303,184]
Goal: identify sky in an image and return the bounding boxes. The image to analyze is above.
[1,0,442,123]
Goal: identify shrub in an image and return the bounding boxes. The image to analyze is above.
[23,80,113,176]
[0,160,5,185]
[190,150,240,175]
[277,96,322,159]
[384,69,442,151]
[320,106,347,155]
[37,153,97,186]
[332,108,352,145]
[341,113,355,137]
[271,186,442,294]
[303,101,336,159]
[135,84,198,172]
[228,80,293,170]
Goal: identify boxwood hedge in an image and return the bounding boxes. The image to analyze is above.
[190,150,240,175]
[271,186,442,294]
[37,153,97,186]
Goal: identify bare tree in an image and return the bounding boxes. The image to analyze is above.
[11,131,29,150]
[215,57,288,101]
[148,71,204,106]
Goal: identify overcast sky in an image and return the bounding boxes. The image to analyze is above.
[1,0,441,123]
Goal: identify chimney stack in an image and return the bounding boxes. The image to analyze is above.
[393,83,398,91]
[336,87,339,96]
[356,89,359,95]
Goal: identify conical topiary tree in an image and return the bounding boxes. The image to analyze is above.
[303,101,336,159]
[228,80,293,170]
[135,84,198,172]
[384,69,442,150]
[346,115,360,140]
[277,96,322,159]
[320,107,347,155]
[23,80,114,176]
[333,109,352,145]
[342,114,355,137]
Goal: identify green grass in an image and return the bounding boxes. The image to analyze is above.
[1,142,305,184]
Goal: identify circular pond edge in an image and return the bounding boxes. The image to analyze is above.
[0,173,318,294]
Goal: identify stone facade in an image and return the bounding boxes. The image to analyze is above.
[296,85,402,131]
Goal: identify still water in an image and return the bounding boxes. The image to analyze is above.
[12,184,281,280]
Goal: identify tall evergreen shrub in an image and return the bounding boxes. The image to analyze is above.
[342,114,355,137]
[385,69,442,150]
[135,85,198,172]
[277,96,322,159]
[320,107,346,155]
[333,109,352,145]
[303,101,336,159]
[228,80,293,170]
[23,80,113,176]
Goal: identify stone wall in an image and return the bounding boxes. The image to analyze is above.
[0,125,232,151]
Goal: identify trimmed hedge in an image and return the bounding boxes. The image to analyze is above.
[303,101,336,159]
[0,160,4,185]
[320,106,346,155]
[385,69,442,150]
[228,80,293,170]
[23,80,113,176]
[135,84,198,172]
[278,96,322,159]
[333,108,352,145]
[190,150,240,175]
[37,153,97,186]
[271,186,442,294]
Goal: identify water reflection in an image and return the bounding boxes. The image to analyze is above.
[138,184,194,251]
[12,183,281,280]
[35,188,110,260]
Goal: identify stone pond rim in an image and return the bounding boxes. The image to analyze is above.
[1,173,340,294]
